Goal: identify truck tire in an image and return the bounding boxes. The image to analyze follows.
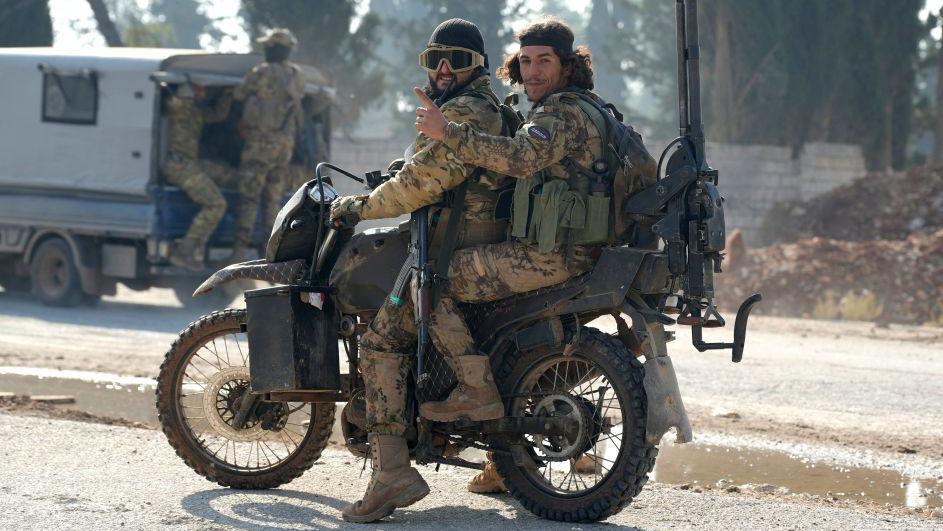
[30,238,84,307]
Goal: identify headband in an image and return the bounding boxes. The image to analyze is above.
[519,33,574,52]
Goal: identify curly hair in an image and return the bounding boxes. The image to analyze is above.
[497,19,594,91]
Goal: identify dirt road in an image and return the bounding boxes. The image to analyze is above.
[1,286,940,459]
[1,286,942,527]
[0,413,937,530]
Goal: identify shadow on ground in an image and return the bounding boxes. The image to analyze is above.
[180,488,646,530]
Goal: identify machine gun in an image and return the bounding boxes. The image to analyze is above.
[624,0,761,362]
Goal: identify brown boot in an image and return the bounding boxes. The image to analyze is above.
[169,238,204,272]
[467,458,507,494]
[341,433,430,523]
[573,453,603,475]
[420,355,503,422]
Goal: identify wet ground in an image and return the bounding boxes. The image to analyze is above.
[655,443,942,509]
[2,366,939,512]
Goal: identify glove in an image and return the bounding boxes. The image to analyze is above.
[330,195,366,226]
[387,158,406,177]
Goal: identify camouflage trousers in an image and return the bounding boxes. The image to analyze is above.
[360,239,593,436]
[164,157,236,248]
[234,134,294,248]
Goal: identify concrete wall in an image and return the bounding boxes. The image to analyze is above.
[707,142,867,244]
[327,136,868,244]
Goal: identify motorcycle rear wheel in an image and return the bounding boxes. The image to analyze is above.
[491,326,656,522]
[156,308,335,489]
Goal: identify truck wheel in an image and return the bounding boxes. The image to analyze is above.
[30,238,84,307]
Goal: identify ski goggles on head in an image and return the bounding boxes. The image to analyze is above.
[419,44,485,73]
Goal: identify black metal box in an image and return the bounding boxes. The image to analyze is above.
[245,285,340,393]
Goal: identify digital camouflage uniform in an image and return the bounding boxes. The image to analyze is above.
[440,88,608,301]
[232,60,305,250]
[163,92,235,254]
[354,76,507,436]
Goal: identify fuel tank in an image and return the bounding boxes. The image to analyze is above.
[329,225,410,314]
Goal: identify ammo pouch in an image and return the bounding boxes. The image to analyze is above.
[511,174,611,253]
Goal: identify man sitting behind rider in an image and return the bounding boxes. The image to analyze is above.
[414,17,654,494]
[330,19,508,523]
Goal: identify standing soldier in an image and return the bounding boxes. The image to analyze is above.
[164,82,235,271]
[231,28,305,261]
[330,19,508,523]
[415,18,657,495]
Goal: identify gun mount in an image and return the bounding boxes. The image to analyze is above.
[625,0,761,362]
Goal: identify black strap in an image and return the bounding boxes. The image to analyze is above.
[430,171,477,310]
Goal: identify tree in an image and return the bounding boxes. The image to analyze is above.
[241,0,386,131]
[0,0,53,47]
[151,0,214,49]
[608,0,927,170]
[87,0,123,46]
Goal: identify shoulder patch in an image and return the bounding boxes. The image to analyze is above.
[527,125,552,141]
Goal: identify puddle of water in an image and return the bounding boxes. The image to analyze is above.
[654,443,943,509]
[0,373,157,425]
[2,368,941,511]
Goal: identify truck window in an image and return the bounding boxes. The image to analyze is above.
[40,68,98,125]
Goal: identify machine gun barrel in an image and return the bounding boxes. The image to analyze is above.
[676,0,707,171]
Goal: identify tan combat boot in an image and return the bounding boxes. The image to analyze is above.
[467,456,507,494]
[419,355,504,422]
[573,453,603,475]
[341,433,430,523]
[169,238,204,272]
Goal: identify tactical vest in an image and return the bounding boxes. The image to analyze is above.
[511,90,656,253]
[429,84,522,252]
[241,63,303,137]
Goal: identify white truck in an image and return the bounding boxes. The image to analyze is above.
[0,47,333,306]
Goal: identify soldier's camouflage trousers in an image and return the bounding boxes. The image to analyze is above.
[234,134,294,248]
[164,157,236,247]
[361,240,594,436]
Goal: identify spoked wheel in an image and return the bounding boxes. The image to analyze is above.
[156,309,335,489]
[492,327,656,522]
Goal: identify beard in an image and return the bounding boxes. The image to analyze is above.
[425,73,461,101]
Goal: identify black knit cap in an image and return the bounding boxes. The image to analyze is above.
[428,18,488,68]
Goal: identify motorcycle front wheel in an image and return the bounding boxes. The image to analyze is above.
[492,326,656,522]
[156,308,336,489]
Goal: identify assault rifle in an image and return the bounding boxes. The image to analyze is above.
[624,0,761,362]
[413,83,456,389]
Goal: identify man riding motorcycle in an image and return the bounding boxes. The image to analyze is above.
[414,17,657,495]
[330,19,510,523]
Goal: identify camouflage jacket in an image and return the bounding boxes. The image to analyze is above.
[442,88,603,183]
[235,61,305,139]
[165,92,233,160]
[442,88,606,251]
[359,76,506,224]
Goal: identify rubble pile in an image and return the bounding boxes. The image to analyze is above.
[715,229,943,324]
[758,165,943,245]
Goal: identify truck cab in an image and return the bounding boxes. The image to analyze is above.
[0,48,333,306]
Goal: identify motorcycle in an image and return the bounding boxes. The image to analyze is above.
[155,0,760,522]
